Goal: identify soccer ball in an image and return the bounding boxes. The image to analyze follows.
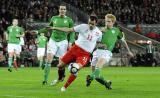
[68,63,79,74]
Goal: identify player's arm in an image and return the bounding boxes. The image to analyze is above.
[29,27,49,36]
[100,27,107,32]
[16,33,25,37]
[120,32,134,57]
[50,27,74,33]
[68,18,76,47]
[35,37,39,44]
[16,27,25,37]
[5,27,10,41]
[4,31,8,41]
[38,28,49,34]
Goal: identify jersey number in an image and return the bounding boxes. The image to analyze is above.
[87,34,93,41]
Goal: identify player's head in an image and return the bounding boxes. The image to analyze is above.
[12,19,18,26]
[59,4,66,17]
[105,14,116,28]
[88,15,98,30]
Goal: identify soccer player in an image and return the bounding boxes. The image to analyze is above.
[42,4,75,85]
[6,19,24,72]
[36,32,48,68]
[86,14,134,89]
[50,15,102,92]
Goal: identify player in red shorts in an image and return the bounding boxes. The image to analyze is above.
[50,15,102,91]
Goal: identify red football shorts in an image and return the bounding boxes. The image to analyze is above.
[61,44,91,67]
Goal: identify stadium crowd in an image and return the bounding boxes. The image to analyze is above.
[64,0,160,24]
[1,0,160,26]
[0,0,58,32]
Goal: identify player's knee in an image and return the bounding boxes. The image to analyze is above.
[46,53,53,63]
[9,52,14,57]
[68,63,80,76]
[57,60,65,68]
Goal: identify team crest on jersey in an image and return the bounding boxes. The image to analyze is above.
[112,30,115,34]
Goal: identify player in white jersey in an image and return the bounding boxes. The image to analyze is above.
[50,16,102,91]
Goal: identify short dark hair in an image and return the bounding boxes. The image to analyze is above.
[89,16,98,23]
[59,3,66,7]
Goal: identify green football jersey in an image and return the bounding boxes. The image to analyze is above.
[49,15,75,43]
[7,26,24,44]
[37,36,48,48]
[102,27,123,51]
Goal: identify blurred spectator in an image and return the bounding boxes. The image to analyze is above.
[134,23,142,34]
[146,30,158,39]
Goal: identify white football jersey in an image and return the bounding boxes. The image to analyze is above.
[73,24,102,53]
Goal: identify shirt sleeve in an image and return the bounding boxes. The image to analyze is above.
[73,24,86,34]
[49,16,54,26]
[38,28,49,34]
[117,28,123,40]
[21,27,24,34]
[6,27,10,34]
[68,18,75,43]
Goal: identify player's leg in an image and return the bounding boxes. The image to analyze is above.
[95,76,112,90]
[37,48,45,67]
[61,63,82,92]
[13,53,18,70]
[13,44,22,70]
[86,58,105,87]
[8,52,14,72]
[86,49,98,86]
[90,58,106,79]
[42,53,53,85]
[7,44,14,72]
[94,50,112,89]
[56,40,68,81]
[61,47,90,91]
[42,39,57,85]
[50,40,68,85]
[86,49,112,89]
[87,58,111,88]
[38,56,43,67]
[50,59,66,86]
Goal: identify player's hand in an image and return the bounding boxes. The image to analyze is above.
[127,51,134,58]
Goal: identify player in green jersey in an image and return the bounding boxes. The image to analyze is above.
[41,4,75,85]
[36,32,48,68]
[86,14,134,89]
[6,19,24,72]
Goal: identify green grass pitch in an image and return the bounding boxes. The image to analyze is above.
[0,67,160,98]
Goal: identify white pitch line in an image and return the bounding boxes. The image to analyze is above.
[1,95,40,98]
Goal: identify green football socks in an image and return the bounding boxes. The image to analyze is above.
[8,57,13,68]
[44,62,51,82]
[90,67,101,80]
